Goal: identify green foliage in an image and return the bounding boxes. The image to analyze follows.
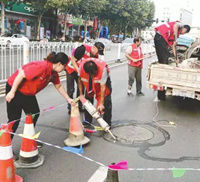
[98,0,155,35]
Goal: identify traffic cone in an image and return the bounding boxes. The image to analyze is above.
[64,103,90,146]
[0,124,23,182]
[105,163,119,182]
[15,115,44,169]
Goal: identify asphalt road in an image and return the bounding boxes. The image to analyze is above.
[0,56,200,182]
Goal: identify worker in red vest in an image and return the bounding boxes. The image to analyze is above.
[66,42,105,114]
[6,52,75,142]
[78,58,112,127]
[125,37,144,96]
[154,21,190,100]
[154,21,190,65]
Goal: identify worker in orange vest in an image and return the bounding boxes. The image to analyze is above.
[125,37,144,96]
[66,42,105,114]
[78,58,112,127]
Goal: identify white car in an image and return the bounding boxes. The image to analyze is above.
[0,34,29,46]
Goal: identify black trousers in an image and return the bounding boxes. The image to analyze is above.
[6,83,40,137]
[66,71,83,111]
[84,77,112,126]
[154,33,169,64]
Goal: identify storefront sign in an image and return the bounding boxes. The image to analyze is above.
[6,2,37,15]
[72,17,83,25]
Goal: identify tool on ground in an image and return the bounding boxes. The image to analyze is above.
[78,97,116,140]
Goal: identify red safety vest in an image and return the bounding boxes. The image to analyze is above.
[66,45,98,74]
[155,21,181,46]
[7,61,60,96]
[128,44,143,68]
[83,45,92,58]
[79,58,110,97]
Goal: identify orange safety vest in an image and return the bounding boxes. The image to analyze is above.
[155,21,181,46]
[128,43,143,68]
[79,58,110,97]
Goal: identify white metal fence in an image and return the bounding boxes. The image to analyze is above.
[0,42,154,83]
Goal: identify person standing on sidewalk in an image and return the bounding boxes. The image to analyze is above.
[125,37,144,96]
[66,42,105,114]
[154,21,190,100]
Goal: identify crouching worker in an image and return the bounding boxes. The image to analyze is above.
[78,58,112,127]
[5,52,75,144]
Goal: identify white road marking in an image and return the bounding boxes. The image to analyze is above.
[88,166,108,182]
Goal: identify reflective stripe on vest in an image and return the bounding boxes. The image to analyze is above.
[81,78,89,82]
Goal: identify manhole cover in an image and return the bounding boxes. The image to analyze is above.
[104,124,154,145]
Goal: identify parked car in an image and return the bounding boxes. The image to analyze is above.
[0,34,29,46]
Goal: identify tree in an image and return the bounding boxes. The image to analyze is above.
[77,0,107,39]
[97,0,155,38]
[23,0,54,40]
[0,0,7,35]
[50,0,81,40]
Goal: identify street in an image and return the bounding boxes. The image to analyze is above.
[0,56,200,182]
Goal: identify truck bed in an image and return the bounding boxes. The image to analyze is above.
[147,58,200,100]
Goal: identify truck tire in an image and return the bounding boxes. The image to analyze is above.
[185,41,200,59]
[157,90,166,101]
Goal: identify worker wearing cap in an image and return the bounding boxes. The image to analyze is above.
[154,21,190,65]
[78,58,112,127]
[125,37,144,96]
[66,42,105,114]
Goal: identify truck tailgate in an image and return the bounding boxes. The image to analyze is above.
[147,62,200,92]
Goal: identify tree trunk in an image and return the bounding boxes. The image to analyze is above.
[63,14,67,38]
[78,25,80,36]
[36,14,42,40]
[84,19,87,39]
[1,2,5,35]
[98,25,102,38]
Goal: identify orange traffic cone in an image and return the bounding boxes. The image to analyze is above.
[15,115,44,169]
[64,103,90,146]
[0,124,23,182]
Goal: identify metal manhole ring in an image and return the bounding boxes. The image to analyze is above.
[104,124,154,145]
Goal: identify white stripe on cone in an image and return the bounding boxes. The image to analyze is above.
[0,146,13,160]
[20,149,38,158]
[23,124,35,136]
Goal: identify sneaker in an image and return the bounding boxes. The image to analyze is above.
[37,141,43,148]
[137,92,144,96]
[127,89,132,95]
